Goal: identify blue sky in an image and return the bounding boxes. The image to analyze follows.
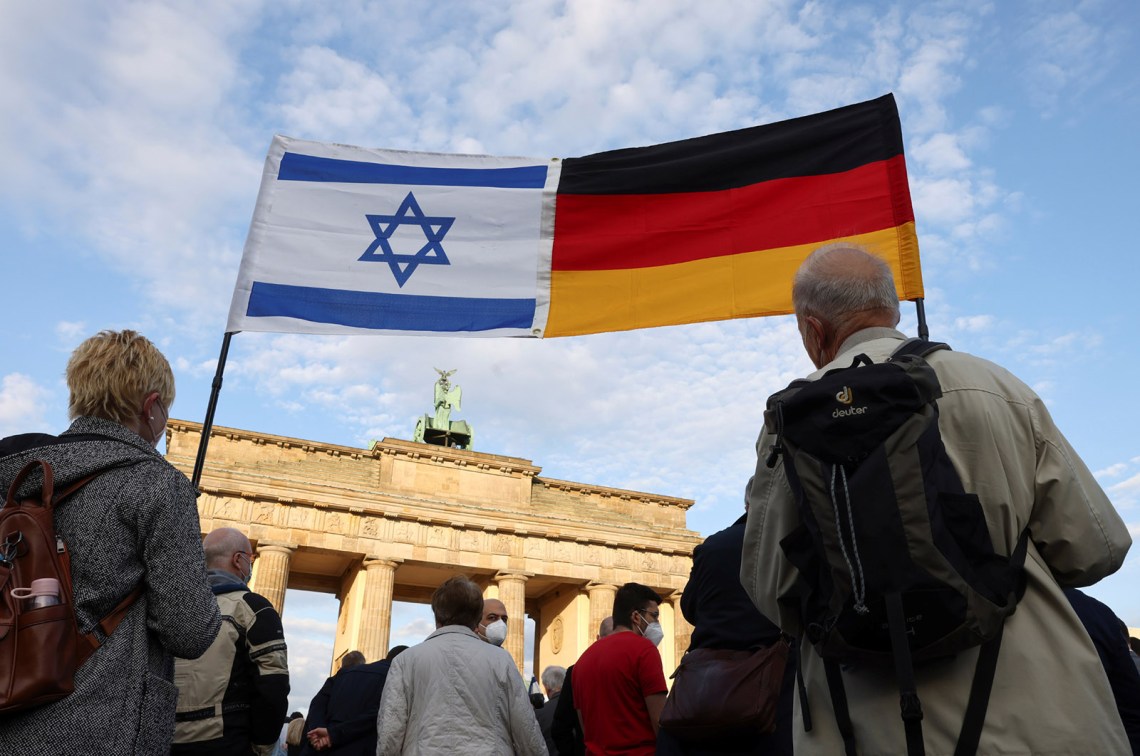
[2,0,1138,715]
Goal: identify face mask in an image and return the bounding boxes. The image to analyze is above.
[234,552,253,584]
[482,619,508,646]
[637,612,665,647]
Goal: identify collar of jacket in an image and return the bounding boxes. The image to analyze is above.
[425,625,482,642]
[0,416,161,496]
[207,568,248,594]
[811,326,907,378]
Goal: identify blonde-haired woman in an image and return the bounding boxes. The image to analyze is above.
[0,329,221,755]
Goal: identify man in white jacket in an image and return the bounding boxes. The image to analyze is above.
[376,576,546,755]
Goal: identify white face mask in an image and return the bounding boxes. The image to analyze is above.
[637,612,665,647]
[482,619,508,646]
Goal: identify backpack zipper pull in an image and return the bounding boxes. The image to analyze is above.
[56,535,66,554]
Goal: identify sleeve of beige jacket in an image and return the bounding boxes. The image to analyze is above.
[505,662,548,756]
[1026,394,1131,585]
[376,657,408,756]
[740,427,805,637]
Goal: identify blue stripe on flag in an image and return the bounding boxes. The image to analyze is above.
[278,152,549,189]
[246,282,536,332]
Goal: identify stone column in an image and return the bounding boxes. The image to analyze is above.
[359,558,401,662]
[495,572,530,676]
[586,582,617,637]
[671,591,692,668]
[250,542,294,617]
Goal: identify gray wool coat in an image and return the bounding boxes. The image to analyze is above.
[0,417,222,755]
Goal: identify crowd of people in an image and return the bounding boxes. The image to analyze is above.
[1,240,1138,755]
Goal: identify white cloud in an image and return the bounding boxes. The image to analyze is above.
[285,616,339,637]
[277,46,414,145]
[1108,473,1140,511]
[0,2,262,332]
[0,374,54,437]
[391,617,435,647]
[283,632,335,716]
[951,315,995,334]
[913,132,972,173]
[1017,5,1128,119]
[911,177,978,226]
[1096,463,1128,479]
[55,321,88,344]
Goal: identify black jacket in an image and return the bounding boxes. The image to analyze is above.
[657,514,793,756]
[1065,588,1140,755]
[301,659,392,756]
[682,514,782,651]
[550,665,583,756]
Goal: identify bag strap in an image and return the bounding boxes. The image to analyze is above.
[795,646,813,733]
[886,592,926,756]
[76,584,145,666]
[823,659,858,756]
[952,629,1002,756]
[953,528,1030,755]
[888,338,950,361]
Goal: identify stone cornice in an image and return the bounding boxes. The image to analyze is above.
[536,477,694,511]
[374,437,541,477]
[170,419,542,477]
[170,419,372,459]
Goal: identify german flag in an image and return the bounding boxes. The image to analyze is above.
[545,93,921,337]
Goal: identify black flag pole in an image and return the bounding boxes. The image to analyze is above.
[914,298,929,340]
[191,331,236,491]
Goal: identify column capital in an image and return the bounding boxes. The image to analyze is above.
[256,541,296,555]
[494,571,532,583]
[668,589,685,602]
[363,557,402,570]
[586,581,617,593]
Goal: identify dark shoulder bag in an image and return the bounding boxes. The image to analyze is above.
[659,639,789,741]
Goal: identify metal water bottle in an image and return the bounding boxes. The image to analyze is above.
[13,577,62,609]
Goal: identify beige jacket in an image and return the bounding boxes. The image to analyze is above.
[742,328,1132,756]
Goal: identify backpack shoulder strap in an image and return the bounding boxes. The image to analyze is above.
[76,584,146,666]
[889,338,951,361]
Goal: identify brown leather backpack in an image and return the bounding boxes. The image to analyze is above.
[0,460,142,714]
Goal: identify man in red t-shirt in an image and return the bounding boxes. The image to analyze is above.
[572,583,668,755]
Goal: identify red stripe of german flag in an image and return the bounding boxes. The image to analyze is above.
[545,94,922,338]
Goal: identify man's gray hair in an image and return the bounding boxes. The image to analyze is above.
[541,665,566,692]
[792,242,900,325]
[340,650,366,670]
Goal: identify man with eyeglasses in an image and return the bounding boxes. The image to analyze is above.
[571,583,668,755]
[173,527,291,755]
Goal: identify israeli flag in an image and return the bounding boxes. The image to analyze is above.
[227,136,559,336]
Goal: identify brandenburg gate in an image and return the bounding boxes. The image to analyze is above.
[166,420,702,675]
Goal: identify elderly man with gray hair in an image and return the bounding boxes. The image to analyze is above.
[534,665,566,755]
[741,243,1132,755]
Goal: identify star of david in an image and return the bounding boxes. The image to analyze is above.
[359,192,455,287]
